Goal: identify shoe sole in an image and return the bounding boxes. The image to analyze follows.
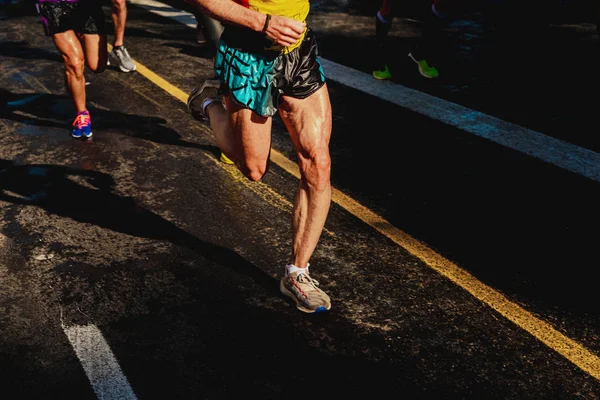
[118,64,136,73]
[417,67,438,79]
[373,72,392,80]
[107,59,136,73]
[279,280,330,314]
[187,88,203,120]
[72,132,93,139]
[187,86,201,110]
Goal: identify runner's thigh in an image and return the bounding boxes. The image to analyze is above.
[52,30,85,65]
[82,33,107,71]
[278,84,332,157]
[224,94,273,168]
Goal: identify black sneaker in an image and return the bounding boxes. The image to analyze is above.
[187,79,222,121]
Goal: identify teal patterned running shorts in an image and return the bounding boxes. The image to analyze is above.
[214,28,326,117]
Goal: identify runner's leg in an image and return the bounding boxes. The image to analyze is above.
[278,84,332,268]
[111,0,126,47]
[81,33,108,72]
[52,31,87,113]
[205,95,273,180]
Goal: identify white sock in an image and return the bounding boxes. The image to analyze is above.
[201,98,217,116]
[285,263,310,276]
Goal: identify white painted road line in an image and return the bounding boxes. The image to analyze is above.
[129,0,600,184]
[63,324,138,400]
[131,0,196,28]
[320,59,600,183]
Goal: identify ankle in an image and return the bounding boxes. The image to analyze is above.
[202,99,223,120]
[286,263,310,276]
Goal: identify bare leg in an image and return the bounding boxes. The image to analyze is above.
[111,0,127,47]
[205,85,332,313]
[81,33,108,72]
[205,95,273,180]
[52,31,87,112]
[278,84,332,269]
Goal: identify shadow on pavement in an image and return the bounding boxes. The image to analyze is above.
[0,40,62,63]
[0,158,278,295]
[0,88,219,155]
[0,158,462,399]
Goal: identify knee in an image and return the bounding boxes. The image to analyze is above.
[299,149,331,191]
[239,161,269,182]
[88,51,108,73]
[65,56,85,77]
[112,0,126,10]
[90,63,107,73]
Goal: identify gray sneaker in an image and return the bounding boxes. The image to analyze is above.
[187,79,222,121]
[108,46,136,72]
[280,271,331,313]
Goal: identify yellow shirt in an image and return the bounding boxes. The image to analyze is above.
[234,0,309,53]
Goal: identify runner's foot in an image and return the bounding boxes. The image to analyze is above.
[187,79,222,122]
[373,63,392,80]
[408,52,439,79]
[108,46,136,73]
[280,269,331,313]
[72,110,92,139]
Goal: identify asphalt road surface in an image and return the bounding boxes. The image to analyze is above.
[1,0,599,398]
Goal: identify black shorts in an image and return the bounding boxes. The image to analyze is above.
[36,0,106,36]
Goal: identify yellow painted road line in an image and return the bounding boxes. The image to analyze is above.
[107,44,188,104]
[117,50,600,381]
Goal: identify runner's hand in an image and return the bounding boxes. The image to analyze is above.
[264,15,306,47]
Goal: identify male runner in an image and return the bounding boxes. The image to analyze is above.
[186,0,333,313]
[36,0,107,138]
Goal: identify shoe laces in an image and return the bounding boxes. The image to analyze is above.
[295,272,321,292]
[73,112,90,129]
[118,46,131,59]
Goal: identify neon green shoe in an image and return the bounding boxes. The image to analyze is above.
[408,53,439,79]
[373,64,392,80]
[220,152,234,165]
